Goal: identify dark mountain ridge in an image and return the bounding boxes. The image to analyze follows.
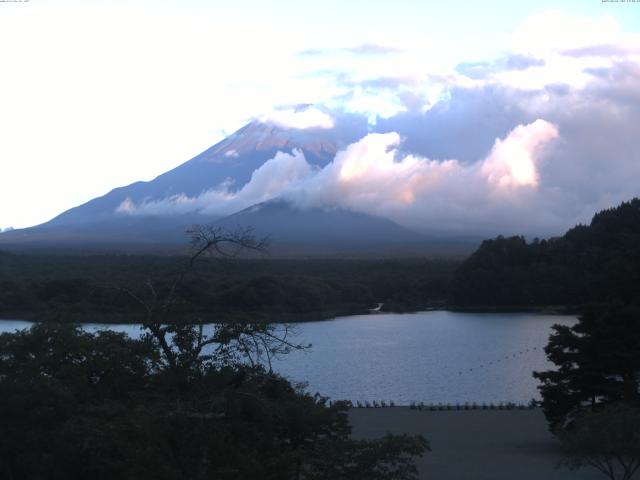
[451,198,640,307]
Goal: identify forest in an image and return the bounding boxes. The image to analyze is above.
[0,252,455,323]
[451,198,640,309]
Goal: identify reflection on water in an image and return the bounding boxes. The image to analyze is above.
[0,311,573,405]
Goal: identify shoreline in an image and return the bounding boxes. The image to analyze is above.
[445,304,581,315]
[0,306,578,326]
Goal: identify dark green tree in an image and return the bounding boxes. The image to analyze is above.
[534,303,640,431]
[558,405,640,480]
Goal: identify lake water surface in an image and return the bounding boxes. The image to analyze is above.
[0,311,574,405]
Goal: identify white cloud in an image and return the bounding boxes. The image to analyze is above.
[118,149,313,217]
[283,121,559,233]
[201,148,313,214]
[260,107,335,130]
[442,12,640,92]
[481,119,559,188]
[343,88,408,125]
[116,198,136,215]
[118,120,561,235]
[512,11,622,56]
[287,132,459,210]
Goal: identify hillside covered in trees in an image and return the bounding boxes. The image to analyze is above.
[451,198,640,308]
[0,254,454,323]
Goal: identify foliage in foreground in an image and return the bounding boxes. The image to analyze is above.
[558,405,640,480]
[535,303,640,479]
[534,303,640,432]
[0,323,428,480]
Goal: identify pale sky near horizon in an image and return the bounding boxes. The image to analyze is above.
[1,0,639,229]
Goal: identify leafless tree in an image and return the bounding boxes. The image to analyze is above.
[120,225,307,375]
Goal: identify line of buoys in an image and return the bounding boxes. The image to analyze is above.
[348,401,540,410]
[454,344,545,377]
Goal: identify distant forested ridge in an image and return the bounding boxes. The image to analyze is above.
[0,255,455,323]
[451,198,640,308]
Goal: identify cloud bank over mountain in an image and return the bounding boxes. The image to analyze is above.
[119,119,560,236]
[3,6,637,239]
[115,10,640,237]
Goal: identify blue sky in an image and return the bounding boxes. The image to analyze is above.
[1,0,639,230]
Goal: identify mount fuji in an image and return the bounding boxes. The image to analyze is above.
[0,111,478,256]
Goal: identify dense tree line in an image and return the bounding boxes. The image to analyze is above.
[0,253,455,323]
[451,198,640,308]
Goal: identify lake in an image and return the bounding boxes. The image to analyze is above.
[0,311,573,405]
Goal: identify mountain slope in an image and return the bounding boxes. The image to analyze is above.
[44,120,363,228]
[0,213,216,252]
[216,200,425,250]
[0,199,453,255]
